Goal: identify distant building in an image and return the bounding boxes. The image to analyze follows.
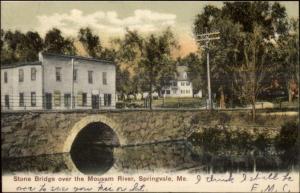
[161,65,193,98]
[1,52,116,110]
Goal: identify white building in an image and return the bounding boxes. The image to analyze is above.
[1,52,116,110]
[161,65,193,98]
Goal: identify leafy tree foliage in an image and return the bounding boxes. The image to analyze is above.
[193,1,294,119]
[44,28,75,55]
[78,27,102,58]
[1,30,43,64]
[140,28,178,108]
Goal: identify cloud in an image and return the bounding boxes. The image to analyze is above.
[36,9,176,37]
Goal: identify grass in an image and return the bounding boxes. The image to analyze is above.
[152,97,205,108]
[118,97,205,108]
[118,96,298,110]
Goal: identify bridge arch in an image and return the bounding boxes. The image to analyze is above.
[63,115,124,153]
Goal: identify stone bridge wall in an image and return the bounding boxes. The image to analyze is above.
[1,110,292,159]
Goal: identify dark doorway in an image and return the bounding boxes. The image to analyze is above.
[91,95,99,109]
[104,94,112,106]
[45,93,52,109]
[70,122,120,174]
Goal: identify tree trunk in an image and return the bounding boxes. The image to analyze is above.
[149,83,152,110]
[219,87,225,109]
[288,79,297,103]
[251,95,256,122]
[149,68,153,110]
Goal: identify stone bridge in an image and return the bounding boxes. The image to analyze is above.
[2,109,289,158]
[2,109,295,174]
[2,110,198,158]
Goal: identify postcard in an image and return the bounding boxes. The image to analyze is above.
[1,1,299,192]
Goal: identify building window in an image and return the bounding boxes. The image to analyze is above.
[104,94,111,106]
[181,90,185,94]
[56,67,62,81]
[4,71,8,83]
[19,93,24,107]
[186,82,190,86]
[31,68,36,81]
[88,71,93,84]
[31,92,36,107]
[181,82,184,86]
[73,69,78,82]
[166,90,171,94]
[54,90,61,106]
[103,72,107,85]
[186,90,190,94]
[5,95,9,108]
[172,90,176,94]
[64,94,71,108]
[82,93,87,106]
[19,69,24,82]
[172,82,177,86]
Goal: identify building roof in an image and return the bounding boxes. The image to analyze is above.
[41,52,115,65]
[1,61,42,69]
[176,65,189,81]
[1,52,116,69]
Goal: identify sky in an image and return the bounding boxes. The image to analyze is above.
[1,1,299,57]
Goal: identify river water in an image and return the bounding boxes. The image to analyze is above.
[2,141,297,175]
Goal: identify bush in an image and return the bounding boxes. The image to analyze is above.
[276,121,298,150]
[190,114,201,125]
[116,102,126,109]
[275,121,299,164]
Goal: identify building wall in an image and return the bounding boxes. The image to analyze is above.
[42,54,116,110]
[177,80,193,97]
[162,80,193,98]
[1,65,43,110]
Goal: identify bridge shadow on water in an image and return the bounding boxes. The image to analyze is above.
[2,141,297,174]
[2,122,297,174]
[70,122,120,174]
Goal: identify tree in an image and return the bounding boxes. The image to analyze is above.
[140,28,178,109]
[117,29,145,98]
[233,25,275,119]
[1,30,43,64]
[193,2,291,120]
[78,27,102,58]
[44,28,75,55]
[16,31,43,62]
[276,18,299,102]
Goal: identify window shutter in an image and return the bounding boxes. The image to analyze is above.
[77,91,83,106]
[54,90,61,106]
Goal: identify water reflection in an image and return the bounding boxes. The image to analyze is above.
[70,122,119,174]
[112,141,199,173]
[2,141,297,174]
[2,153,73,174]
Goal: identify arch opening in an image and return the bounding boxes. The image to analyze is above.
[70,122,120,174]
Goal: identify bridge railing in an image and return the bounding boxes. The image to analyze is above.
[1,95,298,111]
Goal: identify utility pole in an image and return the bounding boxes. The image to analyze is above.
[71,58,74,109]
[197,28,220,110]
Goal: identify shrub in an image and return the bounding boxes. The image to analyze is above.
[275,121,298,151]
[190,114,201,125]
[275,121,299,164]
[116,102,126,109]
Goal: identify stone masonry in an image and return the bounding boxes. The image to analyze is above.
[2,110,294,159]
